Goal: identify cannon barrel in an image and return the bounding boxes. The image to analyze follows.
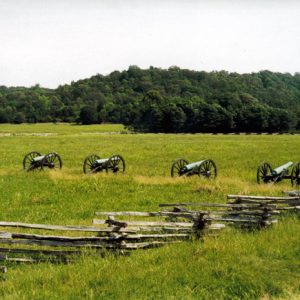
[32,155,45,162]
[184,160,205,171]
[95,158,109,164]
[271,161,293,176]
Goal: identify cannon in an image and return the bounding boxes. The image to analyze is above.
[171,158,217,178]
[23,151,62,171]
[257,161,300,186]
[83,154,125,174]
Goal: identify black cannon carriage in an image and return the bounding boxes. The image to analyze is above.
[23,151,62,171]
[83,154,125,174]
[171,158,217,179]
[257,161,300,186]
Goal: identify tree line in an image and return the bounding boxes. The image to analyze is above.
[1,66,300,132]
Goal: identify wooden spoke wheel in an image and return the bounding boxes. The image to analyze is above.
[83,154,100,174]
[257,162,272,184]
[41,152,62,171]
[171,158,189,177]
[198,159,217,179]
[291,162,300,186]
[23,151,41,171]
[106,155,125,173]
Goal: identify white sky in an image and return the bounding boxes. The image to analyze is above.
[0,0,300,88]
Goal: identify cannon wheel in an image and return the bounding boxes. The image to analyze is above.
[171,158,189,177]
[197,159,217,179]
[83,154,100,174]
[106,155,125,173]
[41,152,62,171]
[291,162,300,186]
[23,151,42,171]
[257,162,272,184]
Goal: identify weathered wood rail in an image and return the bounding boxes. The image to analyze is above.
[0,221,135,233]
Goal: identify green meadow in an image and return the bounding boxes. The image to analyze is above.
[0,124,299,300]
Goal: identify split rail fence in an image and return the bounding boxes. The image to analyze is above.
[0,211,224,266]
[0,192,299,270]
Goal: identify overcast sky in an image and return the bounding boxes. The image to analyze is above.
[0,0,299,88]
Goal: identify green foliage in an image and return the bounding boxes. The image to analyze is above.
[79,105,99,125]
[1,67,300,132]
[13,112,26,124]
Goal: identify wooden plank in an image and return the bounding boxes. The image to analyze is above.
[4,257,39,263]
[1,240,183,251]
[93,219,194,227]
[228,213,275,218]
[225,210,280,216]
[209,217,262,223]
[0,253,74,264]
[184,210,225,214]
[95,209,280,217]
[126,226,193,233]
[228,199,275,204]
[159,203,276,209]
[0,221,135,233]
[27,232,192,241]
[96,211,161,217]
[173,209,280,216]
[227,195,300,200]
[92,220,106,225]
[128,224,224,232]
[262,219,278,225]
[228,198,300,205]
[0,232,11,239]
[4,257,68,264]
[207,223,225,230]
[125,233,190,240]
[95,211,195,219]
[106,217,128,228]
[0,239,120,248]
[0,232,125,242]
[275,206,300,211]
[171,209,279,216]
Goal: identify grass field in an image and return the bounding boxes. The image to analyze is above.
[0,124,299,300]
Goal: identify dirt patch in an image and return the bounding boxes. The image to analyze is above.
[133,175,187,185]
[0,133,57,137]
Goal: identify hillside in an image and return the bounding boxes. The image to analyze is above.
[1,67,300,132]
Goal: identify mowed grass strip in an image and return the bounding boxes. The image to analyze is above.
[0,124,299,299]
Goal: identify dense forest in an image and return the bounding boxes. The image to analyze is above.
[1,66,300,132]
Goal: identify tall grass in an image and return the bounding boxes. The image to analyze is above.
[0,124,299,299]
